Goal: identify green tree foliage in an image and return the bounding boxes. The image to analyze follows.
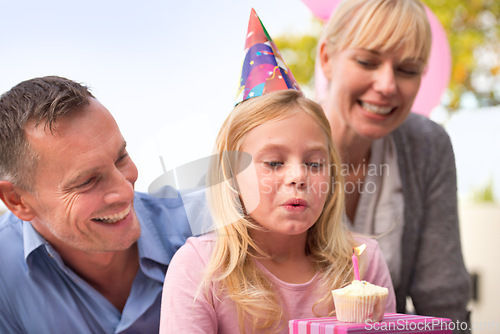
[274,1,500,110]
[277,34,318,87]
[274,19,323,97]
[274,20,321,93]
[424,0,500,109]
[472,177,496,203]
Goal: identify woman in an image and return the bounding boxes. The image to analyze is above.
[317,0,470,328]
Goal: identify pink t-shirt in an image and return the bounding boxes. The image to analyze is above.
[160,234,396,334]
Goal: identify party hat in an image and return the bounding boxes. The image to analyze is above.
[235,9,301,105]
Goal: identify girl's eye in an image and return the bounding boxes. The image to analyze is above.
[305,162,324,169]
[264,161,283,168]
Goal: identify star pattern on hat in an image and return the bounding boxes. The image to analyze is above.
[235,8,301,105]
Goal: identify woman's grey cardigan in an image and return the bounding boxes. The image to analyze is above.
[392,113,471,332]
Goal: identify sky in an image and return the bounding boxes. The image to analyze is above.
[0,0,315,192]
[443,106,500,202]
[1,0,499,201]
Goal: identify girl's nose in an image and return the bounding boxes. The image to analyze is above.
[285,164,307,189]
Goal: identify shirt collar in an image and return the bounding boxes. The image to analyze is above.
[23,221,48,264]
[22,194,170,277]
[22,193,172,281]
[134,193,170,282]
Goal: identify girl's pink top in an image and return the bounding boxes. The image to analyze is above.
[160,234,396,334]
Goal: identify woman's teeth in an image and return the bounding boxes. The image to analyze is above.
[93,206,130,224]
[361,102,394,115]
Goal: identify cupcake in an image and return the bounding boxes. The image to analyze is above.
[332,280,388,322]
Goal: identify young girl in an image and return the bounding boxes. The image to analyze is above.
[159,90,396,333]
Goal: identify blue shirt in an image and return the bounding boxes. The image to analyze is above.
[0,189,193,333]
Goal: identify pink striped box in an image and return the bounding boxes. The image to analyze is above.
[289,313,453,333]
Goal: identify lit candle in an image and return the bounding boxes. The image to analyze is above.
[352,244,367,281]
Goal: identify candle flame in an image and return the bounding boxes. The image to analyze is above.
[354,244,367,256]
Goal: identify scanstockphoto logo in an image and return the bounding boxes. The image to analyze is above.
[364,319,452,331]
[254,158,390,195]
[147,152,391,235]
[148,152,390,196]
[365,319,499,332]
[147,151,253,196]
[148,152,252,236]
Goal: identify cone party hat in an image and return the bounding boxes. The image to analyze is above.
[235,9,301,105]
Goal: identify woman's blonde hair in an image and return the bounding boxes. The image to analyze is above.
[205,90,355,333]
[323,0,432,64]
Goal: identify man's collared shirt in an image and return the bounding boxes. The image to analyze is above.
[0,189,193,333]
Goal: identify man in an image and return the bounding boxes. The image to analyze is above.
[0,76,192,333]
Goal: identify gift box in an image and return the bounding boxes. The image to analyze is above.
[289,313,453,333]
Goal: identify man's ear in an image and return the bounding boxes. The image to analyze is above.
[318,39,333,81]
[0,181,36,221]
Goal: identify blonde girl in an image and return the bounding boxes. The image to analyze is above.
[160,90,395,333]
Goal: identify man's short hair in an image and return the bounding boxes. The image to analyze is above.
[0,76,94,191]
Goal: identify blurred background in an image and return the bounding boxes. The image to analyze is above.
[0,0,498,331]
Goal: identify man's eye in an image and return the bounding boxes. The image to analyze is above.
[116,152,129,163]
[77,177,95,189]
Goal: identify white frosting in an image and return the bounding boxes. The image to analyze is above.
[333,280,388,296]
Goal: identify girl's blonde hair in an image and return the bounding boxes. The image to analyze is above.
[323,0,432,64]
[205,90,355,333]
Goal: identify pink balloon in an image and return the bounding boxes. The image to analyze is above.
[302,0,451,117]
[299,0,342,22]
[413,7,451,116]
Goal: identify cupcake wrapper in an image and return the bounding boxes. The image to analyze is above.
[332,292,388,323]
